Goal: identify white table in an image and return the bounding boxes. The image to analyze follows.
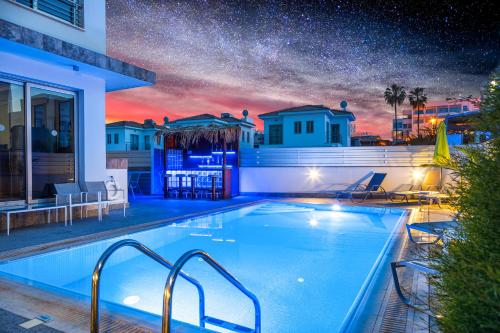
[1,204,68,236]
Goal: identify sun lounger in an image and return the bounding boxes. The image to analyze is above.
[391,260,439,311]
[336,173,388,201]
[85,181,127,217]
[406,220,458,244]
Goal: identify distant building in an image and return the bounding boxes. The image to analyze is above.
[254,131,264,147]
[445,111,489,145]
[168,110,256,149]
[106,119,163,151]
[258,105,355,147]
[351,135,391,146]
[393,100,480,138]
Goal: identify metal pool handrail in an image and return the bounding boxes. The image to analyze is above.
[90,239,206,333]
[162,249,261,333]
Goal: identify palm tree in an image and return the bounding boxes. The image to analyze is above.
[408,87,428,138]
[384,84,406,141]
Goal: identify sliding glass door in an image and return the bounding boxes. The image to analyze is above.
[30,86,76,200]
[0,81,26,203]
[0,78,78,204]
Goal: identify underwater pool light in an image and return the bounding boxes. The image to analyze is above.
[123,295,140,305]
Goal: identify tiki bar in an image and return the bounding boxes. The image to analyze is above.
[154,125,240,200]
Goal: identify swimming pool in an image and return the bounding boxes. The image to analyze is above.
[0,202,407,332]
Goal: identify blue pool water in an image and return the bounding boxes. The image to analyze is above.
[0,202,406,332]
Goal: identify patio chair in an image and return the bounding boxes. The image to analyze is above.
[391,260,439,313]
[390,170,441,203]
[128,172,142,200]
[85,181,127,218]
[336,173,388,201]
[406,220,458,244]
[54,183,103,224]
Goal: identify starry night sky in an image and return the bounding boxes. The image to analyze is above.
[105,0,499,137]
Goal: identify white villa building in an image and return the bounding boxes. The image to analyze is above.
[258,105,355,147]
[106,119,164,152]
[0,1,155,203]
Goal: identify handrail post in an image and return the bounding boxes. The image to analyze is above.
[162,249,261,333]
[90,239,205,333]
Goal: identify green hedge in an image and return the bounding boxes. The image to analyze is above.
[431,70,500,332]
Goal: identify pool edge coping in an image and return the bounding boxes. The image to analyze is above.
[0,199,269,263]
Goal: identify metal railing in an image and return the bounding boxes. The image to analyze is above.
[15,0,84,28]
[90,239,206,333]
[162,249,261,333]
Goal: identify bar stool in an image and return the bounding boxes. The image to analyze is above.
[208,175,221,200]
[176,174,186,199]
[187,174,199,199]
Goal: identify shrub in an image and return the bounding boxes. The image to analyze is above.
[431,70,500,332]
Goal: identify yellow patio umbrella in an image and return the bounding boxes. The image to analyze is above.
[433,121,451,165]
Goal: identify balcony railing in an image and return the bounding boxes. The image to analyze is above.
[15,0,84,28]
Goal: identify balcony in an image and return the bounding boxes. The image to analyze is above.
[13,0,83,28]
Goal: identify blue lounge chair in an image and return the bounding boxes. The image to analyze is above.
[336,173,388,201]
[406,220,458,244]
[391,260,439,312]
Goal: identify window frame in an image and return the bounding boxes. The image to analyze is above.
[306,120,314,134]
[268,124,283,145]
[26,82,78,203]
[294,121,302,134]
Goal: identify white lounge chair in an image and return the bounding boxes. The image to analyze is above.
[54,183,102,224]
[85,180,126,217]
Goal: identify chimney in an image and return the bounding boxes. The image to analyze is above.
[163,116,169,125]
[144,119,155,126]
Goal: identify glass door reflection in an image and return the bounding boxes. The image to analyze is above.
[30,87,75,200]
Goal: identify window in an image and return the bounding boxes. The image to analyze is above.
[425,109,434,114]
[331,124,341,144]
[0,81,25,202]
[31,86,75,199]
[144,135,151,150]
[114,133,119,144]
[268,125,283,145]
[107,134,112,144]
[15,0,84,28]
[294,121,302,134]
[246,132,250,143]
[306,121,314,133]
[130,134,139,151]
[242,131,246,142]
[463,105,468,112]
[438,107,448,114]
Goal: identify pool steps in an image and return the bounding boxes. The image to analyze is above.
[91,239,260,333]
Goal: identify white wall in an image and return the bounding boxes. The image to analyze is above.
[0,0,106,53]
[0,49,107,182]
[240,166,440,193]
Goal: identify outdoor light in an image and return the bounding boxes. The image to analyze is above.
[412,170,424,181]
[50,130,58,137]
[491,80,497,86]
[332,204,341,211]
[297,277,305,283]
[123,295,140,305]
[308,218,319,226]
[0,124,5,132]
[307,167,320,181]
[430,118,437,125]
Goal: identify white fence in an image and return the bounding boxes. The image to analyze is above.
[239,146,442,194]
[240,146,435,167]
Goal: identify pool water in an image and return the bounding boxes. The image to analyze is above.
[0,202,406,332]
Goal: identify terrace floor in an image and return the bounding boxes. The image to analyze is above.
[0,195,454,333]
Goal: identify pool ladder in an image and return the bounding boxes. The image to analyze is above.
[90,239,261,333]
